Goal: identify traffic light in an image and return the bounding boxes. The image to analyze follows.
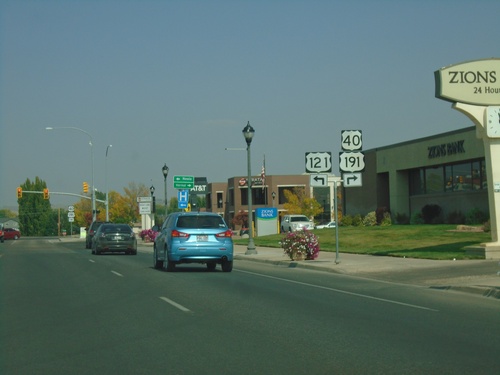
[43,188,49,200]
[16,187,22,198]
[83,182,89,193]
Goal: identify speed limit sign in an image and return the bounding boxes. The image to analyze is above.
[341,130,363,151]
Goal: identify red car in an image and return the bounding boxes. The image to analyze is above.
[3,228,21,240]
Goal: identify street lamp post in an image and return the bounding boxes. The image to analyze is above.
[45,126,96,222]
[242,121,257,255]
[162,164,169,215]
[150,185,155,228]
[105,145,112,221]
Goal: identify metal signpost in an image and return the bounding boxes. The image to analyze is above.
[336,130,365,264]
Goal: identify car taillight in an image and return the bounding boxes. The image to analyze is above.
[172,229,190,238]
[215,230,233,238]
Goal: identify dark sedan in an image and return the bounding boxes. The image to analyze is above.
[91,224,137,255]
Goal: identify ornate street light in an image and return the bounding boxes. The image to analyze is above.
[162,164,169,214]
[242,121,257,254]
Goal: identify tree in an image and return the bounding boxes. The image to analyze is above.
[110,182,150,225]
[232,210,248,230]
[18,177,53,236]
[0,209,17,218]
[283,187,323,219]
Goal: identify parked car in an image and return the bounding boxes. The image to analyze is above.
[85,221,111,249]
[280,214,314,232]
[91,223,137,255]
[315,221,336,229]
[3,228,21,240]
[153,212,234,272]
[0,226,4,243]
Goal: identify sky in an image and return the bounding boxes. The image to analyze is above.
[1,0,499,211]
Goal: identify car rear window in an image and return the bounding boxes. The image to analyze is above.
[101,224,131,233]
[177,216,226,229]
[291,216,309,222]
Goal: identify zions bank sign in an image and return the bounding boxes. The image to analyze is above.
[434,58,500,106]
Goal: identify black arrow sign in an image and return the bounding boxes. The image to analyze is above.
[346,174,358,185]
[313,175,326,185]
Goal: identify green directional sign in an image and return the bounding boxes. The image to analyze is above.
[173,175,194,189]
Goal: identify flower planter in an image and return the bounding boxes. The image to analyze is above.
[281,229,320,261]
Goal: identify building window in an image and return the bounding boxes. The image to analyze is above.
[409,169,424,195]
[217,192,223,208]
[240,187,267,205]
[410,159,487,196]
[425,166,444,194]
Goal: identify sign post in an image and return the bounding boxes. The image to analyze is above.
[435,58,500,258]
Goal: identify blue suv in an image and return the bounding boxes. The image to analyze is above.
[154,212,234,272]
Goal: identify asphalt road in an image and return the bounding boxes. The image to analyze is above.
[1,238,500,375]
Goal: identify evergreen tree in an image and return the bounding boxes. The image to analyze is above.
[18,177,52,236]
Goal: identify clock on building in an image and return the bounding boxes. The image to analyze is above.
[486,106,500,138]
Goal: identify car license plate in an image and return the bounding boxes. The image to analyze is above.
[113,236,122,240]
[197,235,208,242]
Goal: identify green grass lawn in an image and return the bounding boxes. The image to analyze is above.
[233,225,491,260]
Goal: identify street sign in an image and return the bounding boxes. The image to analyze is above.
[68,205,74,212]
[178,189,189,203]
[68,218,74,222]
[137,196,152,203]
[305,152,332,173]
[139,202,151,214]
[174,175,194,189]
[341,130,363,151]
[343,172,363,187]
[67,212,75,218]
[310,174,328,187]
[339,152,365,172]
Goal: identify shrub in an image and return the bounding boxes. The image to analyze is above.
[421,204,442,224]
[410,212,425,225]
[352,214,364,226]
[375,207,390,225]
[483,219,491,232]
[363,211,377,226]
[380,212,392,226]
[394,212,410,225]
[465,208,489,225]
[341,215,353,226]
[447,210,465,224]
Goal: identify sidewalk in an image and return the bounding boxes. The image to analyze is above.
[67,236,500,300]
[232,244,500,299]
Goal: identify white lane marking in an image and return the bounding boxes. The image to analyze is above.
[159,297,192,313]
[89,259,95,263]
[236,269,439,312]
[111,270,123,277]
